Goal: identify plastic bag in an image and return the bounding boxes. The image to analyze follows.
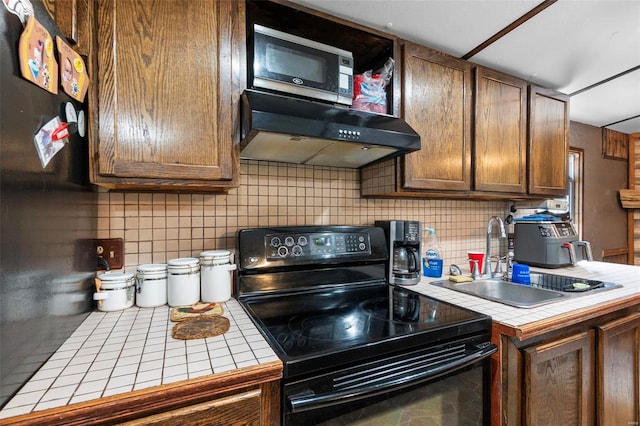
[352,58,395,114]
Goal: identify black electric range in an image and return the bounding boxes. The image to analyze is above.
[235,225,496,424]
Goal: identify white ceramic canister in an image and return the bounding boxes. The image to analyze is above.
[93,271,136,312]
[135,263,168,308]
[167,257,200,307]
[200,250,237,303]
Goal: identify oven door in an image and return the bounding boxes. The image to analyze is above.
[283,338,497,426]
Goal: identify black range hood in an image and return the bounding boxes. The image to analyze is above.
[240,90,421,168]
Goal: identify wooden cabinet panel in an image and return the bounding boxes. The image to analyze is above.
[528,86,569,196]
[401,43,472,191]
[602,127,629,160]
[122,389,261,426]
[524,330,595,426]
[48,0,90,55]
[92,0,242,190]
[474,67,527,194]
[597,312,640,425]
[0,363,282,425]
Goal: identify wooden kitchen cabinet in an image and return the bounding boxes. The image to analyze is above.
[597,312,640,425]
[361,42,474,197]
[523,330,595,425]
[528,85,569,196]
[89,0,242,191]
[497,308,640,425]
[362,42,561,200]
[0,363,282,425]
[474,67,527,194]
[46,0,90,55]
[399,43,472,192]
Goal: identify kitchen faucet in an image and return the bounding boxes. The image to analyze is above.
[485,216,506,278]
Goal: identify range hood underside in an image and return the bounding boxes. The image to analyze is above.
[240,131,397,168]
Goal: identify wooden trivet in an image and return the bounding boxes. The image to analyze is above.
[170,302,224,322]
[171,316,230,340]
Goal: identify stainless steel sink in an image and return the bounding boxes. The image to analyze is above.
[528,271,622,294]
[431,279,565,308]
[430,271,622,309]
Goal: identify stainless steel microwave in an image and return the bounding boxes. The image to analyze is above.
[251,24,354,105]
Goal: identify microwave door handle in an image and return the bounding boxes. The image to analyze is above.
[287,343,497,414]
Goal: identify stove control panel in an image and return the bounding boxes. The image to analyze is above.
[238,226,388,272]
[266,231,370,259]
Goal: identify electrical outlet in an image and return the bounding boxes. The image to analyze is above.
[95,238,124,270]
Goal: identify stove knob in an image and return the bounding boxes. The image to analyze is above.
[270,237,281,247]
[292,245,303,256]
[277,246,288,257]
[285,236,295,246]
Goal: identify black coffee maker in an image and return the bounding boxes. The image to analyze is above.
[375,220,422,285]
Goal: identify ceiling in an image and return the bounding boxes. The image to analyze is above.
[290,0,640,134]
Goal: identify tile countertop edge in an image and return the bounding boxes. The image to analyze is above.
[413,261,640,341]
[0,361,283,426]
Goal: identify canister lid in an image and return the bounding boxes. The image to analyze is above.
[98,271,135,289]
[168,257,199,266]
[100,271,134,281]
[200,250,231,264]
[167,257,200,273]
[137,263,168,273]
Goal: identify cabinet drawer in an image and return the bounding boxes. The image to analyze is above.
[121,389,262,426]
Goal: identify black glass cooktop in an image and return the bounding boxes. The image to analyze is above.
[242,283,491,377]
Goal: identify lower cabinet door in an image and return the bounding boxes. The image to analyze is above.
[523,330,595,426]
[597,312,640,426]
[121,388,262,426]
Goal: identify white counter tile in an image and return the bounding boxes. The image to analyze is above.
[0,299,278,419]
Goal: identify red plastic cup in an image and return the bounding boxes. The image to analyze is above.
[468,251,485,274]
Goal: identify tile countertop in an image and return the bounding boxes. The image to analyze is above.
[414,261,640,331]
[2,261,638,420]
[0,299,280,420]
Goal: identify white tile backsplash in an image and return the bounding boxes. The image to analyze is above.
[98,160,510,273]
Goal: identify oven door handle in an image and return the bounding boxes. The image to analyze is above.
[287,342,497,413]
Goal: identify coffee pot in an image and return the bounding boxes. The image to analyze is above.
[375,220,422,285]
[393,246,420,275]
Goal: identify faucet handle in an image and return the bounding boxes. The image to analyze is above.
[493,255,504,276]
[469,259,481,279]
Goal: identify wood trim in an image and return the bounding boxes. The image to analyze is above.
[570,66,640,97]
[570,147,585,238]
[0,362,282,426]
[602,247,630,264]
[602,247,630,258]
[629,133,638,264]
[494,294,640,342]
[461,0,558,59]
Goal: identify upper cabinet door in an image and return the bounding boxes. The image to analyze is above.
[474,67,527,194]
[401,42,472,191]
[528,85,569,196]
[93,0,242,190]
